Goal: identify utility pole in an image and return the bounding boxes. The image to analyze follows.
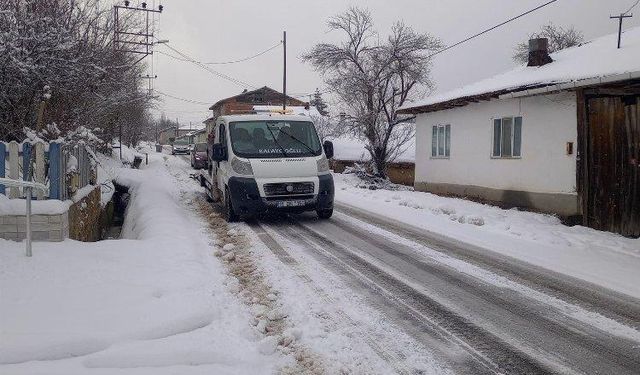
[140,74,157,96]
[610,13,633,49]
[113,1,163,66]
[283,31,287,111]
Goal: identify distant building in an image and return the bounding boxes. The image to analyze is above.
[399,29,640,237]
[208,86,308,120]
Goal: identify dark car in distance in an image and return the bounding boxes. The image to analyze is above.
[191,142,208,169]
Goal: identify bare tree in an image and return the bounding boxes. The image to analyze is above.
[310,114,343,141]
[303,7,442,177]
[0,0,154,142]
[513,23,584,64]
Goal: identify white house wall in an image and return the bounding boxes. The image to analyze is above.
[414,92,579,216]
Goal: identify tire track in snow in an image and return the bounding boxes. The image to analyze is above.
[291,215,640,375]
[248,221,419,375]
[335,202,640,328]
[192,198,325,375]
[267,220,551,375]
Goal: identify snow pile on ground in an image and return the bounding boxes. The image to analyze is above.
[334,173,640,298]
[0,152,283,374]
[0,193,71,215]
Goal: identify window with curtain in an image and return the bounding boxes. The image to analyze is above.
[492,116,522,158]
[431,124,450,158]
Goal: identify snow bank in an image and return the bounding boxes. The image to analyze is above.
[0,194,71,215]
[334,173,640,299]
[0,152,282,374]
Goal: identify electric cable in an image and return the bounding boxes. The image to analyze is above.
[428,0,560,58]
[157,40,258,89]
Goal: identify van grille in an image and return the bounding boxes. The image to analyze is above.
[263,182,314,196]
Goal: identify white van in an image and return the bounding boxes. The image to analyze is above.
[202,113,334,222]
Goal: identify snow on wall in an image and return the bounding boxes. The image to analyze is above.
[414,92,577,194]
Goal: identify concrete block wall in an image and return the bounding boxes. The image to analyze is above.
[0,213,69,242]
[0,185,105,243]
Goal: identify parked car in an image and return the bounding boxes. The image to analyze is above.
[191,142,208,169]
[171,139,190,155]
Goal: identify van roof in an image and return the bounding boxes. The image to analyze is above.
[218,113,313,123]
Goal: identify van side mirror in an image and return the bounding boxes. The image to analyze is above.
[323,140,334,159]
[211,143,227,161]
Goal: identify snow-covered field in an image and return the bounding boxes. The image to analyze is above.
[0,152,285,374]
[333,173,640,299]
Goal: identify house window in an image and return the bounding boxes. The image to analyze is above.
[492,116,522,158]
[431,124,450,158]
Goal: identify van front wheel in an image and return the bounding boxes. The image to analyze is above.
[316,208,333,219]
[224,188,239,222]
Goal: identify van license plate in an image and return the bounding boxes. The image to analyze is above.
[277,200,306,208]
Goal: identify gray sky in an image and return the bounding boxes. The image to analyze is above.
[143,0,640,126]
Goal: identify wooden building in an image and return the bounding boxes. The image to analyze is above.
[208,86,308,120]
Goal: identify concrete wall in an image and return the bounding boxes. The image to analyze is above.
[0,185,103,243]
[0,213,69,242]
[414,92,579,215]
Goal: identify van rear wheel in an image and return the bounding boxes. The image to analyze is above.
[317,208,333,219]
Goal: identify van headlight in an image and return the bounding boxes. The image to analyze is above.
[316,156,330,173]
[231,157,253,175]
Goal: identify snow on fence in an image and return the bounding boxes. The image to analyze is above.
[0,140,94,201]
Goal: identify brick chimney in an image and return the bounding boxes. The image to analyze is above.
[527,38,553,67]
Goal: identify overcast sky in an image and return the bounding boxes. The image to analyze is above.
[136,0,640,126]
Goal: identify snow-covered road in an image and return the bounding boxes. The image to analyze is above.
[250,210,640,374]
[175,155,640,374]
[4,152,639,374]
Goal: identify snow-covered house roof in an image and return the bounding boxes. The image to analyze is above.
[399,27,640,114]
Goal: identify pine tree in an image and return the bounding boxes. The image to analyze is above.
[310,88,329,117]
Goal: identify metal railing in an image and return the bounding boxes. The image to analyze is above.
[0,177,48,257]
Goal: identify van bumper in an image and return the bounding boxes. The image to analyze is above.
[228,175,334,216]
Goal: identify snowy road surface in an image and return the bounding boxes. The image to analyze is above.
[179,154,640,374]
[250,211,640,374]
[3,151,639,374]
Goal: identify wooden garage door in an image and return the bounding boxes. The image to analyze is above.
[583,96,640,237]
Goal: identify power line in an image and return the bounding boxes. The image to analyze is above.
[623,0,640,14]
[158,40,258,89]
[204,42,282,65]
[428,0,560,59]
[155,90,211,105]
[156,42,282,65]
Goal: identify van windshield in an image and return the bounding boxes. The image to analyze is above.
[229,120,321,158]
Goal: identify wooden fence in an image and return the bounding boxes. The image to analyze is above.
[0,141,94,200]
